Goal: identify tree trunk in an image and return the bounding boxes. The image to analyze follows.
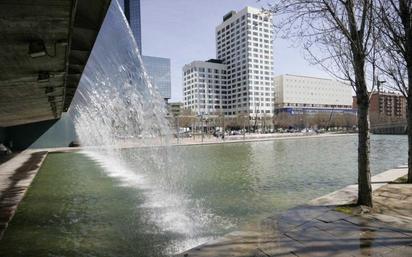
[353,59,373,207]
[357,98,373,206]
[405,20,412,183]
[399,0,412,183]
[344,0,373,206]
[408,89,412,183]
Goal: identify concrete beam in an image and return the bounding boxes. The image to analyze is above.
[0,0,111,127]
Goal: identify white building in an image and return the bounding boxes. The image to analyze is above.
[183,7,274,117]
[274,74,354,114]
[216,7,274,117]
[183,60,227,115]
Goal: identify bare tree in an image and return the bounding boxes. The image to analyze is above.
[179,109,196,129]
[375,0,412,182]
[267,0,376,206]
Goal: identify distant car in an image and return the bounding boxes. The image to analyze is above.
[214,131,223,137]
[180,132,192,138]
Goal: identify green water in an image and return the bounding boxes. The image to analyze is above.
[0,135,407,256]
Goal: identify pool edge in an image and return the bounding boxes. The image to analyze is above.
[0,150,48,240]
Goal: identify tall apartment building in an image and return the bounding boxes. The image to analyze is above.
[216,7,274,117]
[274,74,353,114]
[183,60,227,115]
[183,7,274,117]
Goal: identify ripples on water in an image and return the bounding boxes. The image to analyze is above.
[1,1,406,256]
[85,134,407,254]
[0,135,407,257]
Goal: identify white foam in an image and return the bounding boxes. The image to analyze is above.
[69,2,234,253]
[81,150,235,254]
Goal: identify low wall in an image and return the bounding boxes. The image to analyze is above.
[371,125,407,135]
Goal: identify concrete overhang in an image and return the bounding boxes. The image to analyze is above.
[0,0,111,127]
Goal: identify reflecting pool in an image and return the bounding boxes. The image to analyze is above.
[0,135,407,256]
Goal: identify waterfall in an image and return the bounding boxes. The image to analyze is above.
[71,1,170,148]
[68,1,230,254]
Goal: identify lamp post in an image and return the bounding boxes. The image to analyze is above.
[326,100,339,131]
[176,116,180,144]
[377,79,386,119]
[200,114,204,143]
[243,115,246,140]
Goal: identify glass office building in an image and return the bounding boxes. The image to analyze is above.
[122,0,142,53]
[142,56,171,101]
[120,0,172,102]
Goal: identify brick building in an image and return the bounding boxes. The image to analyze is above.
[353,91,407,122]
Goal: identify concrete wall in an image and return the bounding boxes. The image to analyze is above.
[371,125,407,135]
[29,113,76,149]
[1,113,77,151]
[5,119,59,150]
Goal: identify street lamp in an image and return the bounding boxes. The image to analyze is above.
[377,79,386,93]
[198,113,204,143]
[377,79,386,118]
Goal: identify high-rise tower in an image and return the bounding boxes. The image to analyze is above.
[216,7,274,117]
[123,0,142,53]
[120,0,171,102]
[183,7,274,117]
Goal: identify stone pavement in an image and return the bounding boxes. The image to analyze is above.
[177,169,412,257]
[309,166,408,206]
[365,183,412,231]
[176,204,412,257]
[0,150,47,239]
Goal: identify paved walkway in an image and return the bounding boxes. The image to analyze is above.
[177,168,412,257]
[366,183,412,230]
[0,150,47,239]
[309,166,408,206]
[177,204,412,257]
[40,133,355,153]
[177,132,355,146]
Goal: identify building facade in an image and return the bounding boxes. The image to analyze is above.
[216,7,274,117]
[120,0,172,102]
[368,91,407,121]
[142,56,171,101]
[183,60,228,115]
[274,74,353,115]
[183,7,274,117]
[122,0,142,53]
[168,102,184,117]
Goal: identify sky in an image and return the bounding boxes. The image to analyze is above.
[140,0,330,102]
